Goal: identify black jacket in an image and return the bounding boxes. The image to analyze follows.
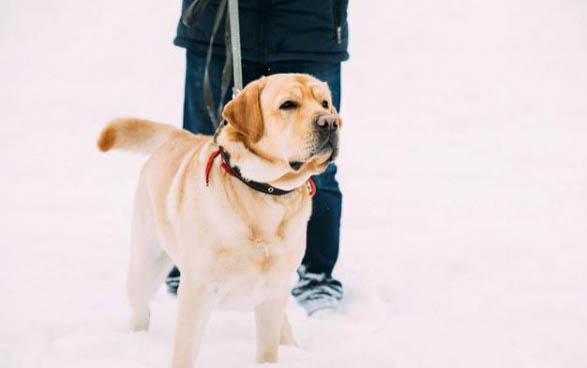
[174,0,349,64]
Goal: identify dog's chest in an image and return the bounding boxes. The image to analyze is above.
[204,208,307,308]
[209,238,298,308]
[173,178,312,309]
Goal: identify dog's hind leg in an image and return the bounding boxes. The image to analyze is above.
[126,184,173,332]
[279,313,297,346]
[127,250,172,331]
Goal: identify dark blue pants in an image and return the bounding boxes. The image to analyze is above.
[183,51,342,277]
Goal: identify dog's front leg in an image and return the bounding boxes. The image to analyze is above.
[254,286,290,363]
[172,282,213,368]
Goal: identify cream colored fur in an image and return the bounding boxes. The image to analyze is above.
[97,74,341,368]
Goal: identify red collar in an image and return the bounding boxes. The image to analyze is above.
[205,147,316,197]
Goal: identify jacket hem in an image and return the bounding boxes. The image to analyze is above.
[174,37,350,64]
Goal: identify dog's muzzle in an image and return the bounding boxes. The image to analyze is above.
[312,114,339,161]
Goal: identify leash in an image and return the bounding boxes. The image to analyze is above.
[227,0,243,95]
[205,146,316,197]
[183,0,243,128]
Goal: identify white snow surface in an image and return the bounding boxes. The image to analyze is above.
[2,0,587,367]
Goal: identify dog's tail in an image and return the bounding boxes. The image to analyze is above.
[97,118,180,154]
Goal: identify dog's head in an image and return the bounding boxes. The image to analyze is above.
[217,74,342,190]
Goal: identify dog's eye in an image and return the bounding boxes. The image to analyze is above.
[289,161,303,170]
[322,100,329,109]
[279,100,298,110]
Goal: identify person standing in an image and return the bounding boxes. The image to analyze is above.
[166,0,349,315]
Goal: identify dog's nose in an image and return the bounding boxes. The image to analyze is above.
[315,115,338,131]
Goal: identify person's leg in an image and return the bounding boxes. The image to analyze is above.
[267,62,344,315]
[302,164,342,276]
[183,50,228,135]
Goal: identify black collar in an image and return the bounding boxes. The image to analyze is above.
[219,148,295,196]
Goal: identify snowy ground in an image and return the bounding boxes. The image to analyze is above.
[2,0,587,367]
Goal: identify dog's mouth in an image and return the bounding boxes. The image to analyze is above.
[315,133,338,161]
[291,134,338,169]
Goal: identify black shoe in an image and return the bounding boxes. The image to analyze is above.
[291,266,343,316]
[166,266,180,295]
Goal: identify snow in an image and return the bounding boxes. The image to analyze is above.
[2,0,587,367]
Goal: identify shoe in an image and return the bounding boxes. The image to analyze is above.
[166,266,180,295]
[291,266,343,316]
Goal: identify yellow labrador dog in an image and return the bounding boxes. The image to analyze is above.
[97,73,341,368]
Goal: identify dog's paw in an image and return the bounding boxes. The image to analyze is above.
[279,334,298,347]
[279,321,298,347]
[129,311,150,331]
[256,351,279,363]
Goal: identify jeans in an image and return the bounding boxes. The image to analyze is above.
[183,51,342,277]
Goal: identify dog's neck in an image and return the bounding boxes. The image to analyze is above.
[215,128,322,191]
[213,148,296,196]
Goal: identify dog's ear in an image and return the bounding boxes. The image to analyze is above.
[223,78,266,143]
